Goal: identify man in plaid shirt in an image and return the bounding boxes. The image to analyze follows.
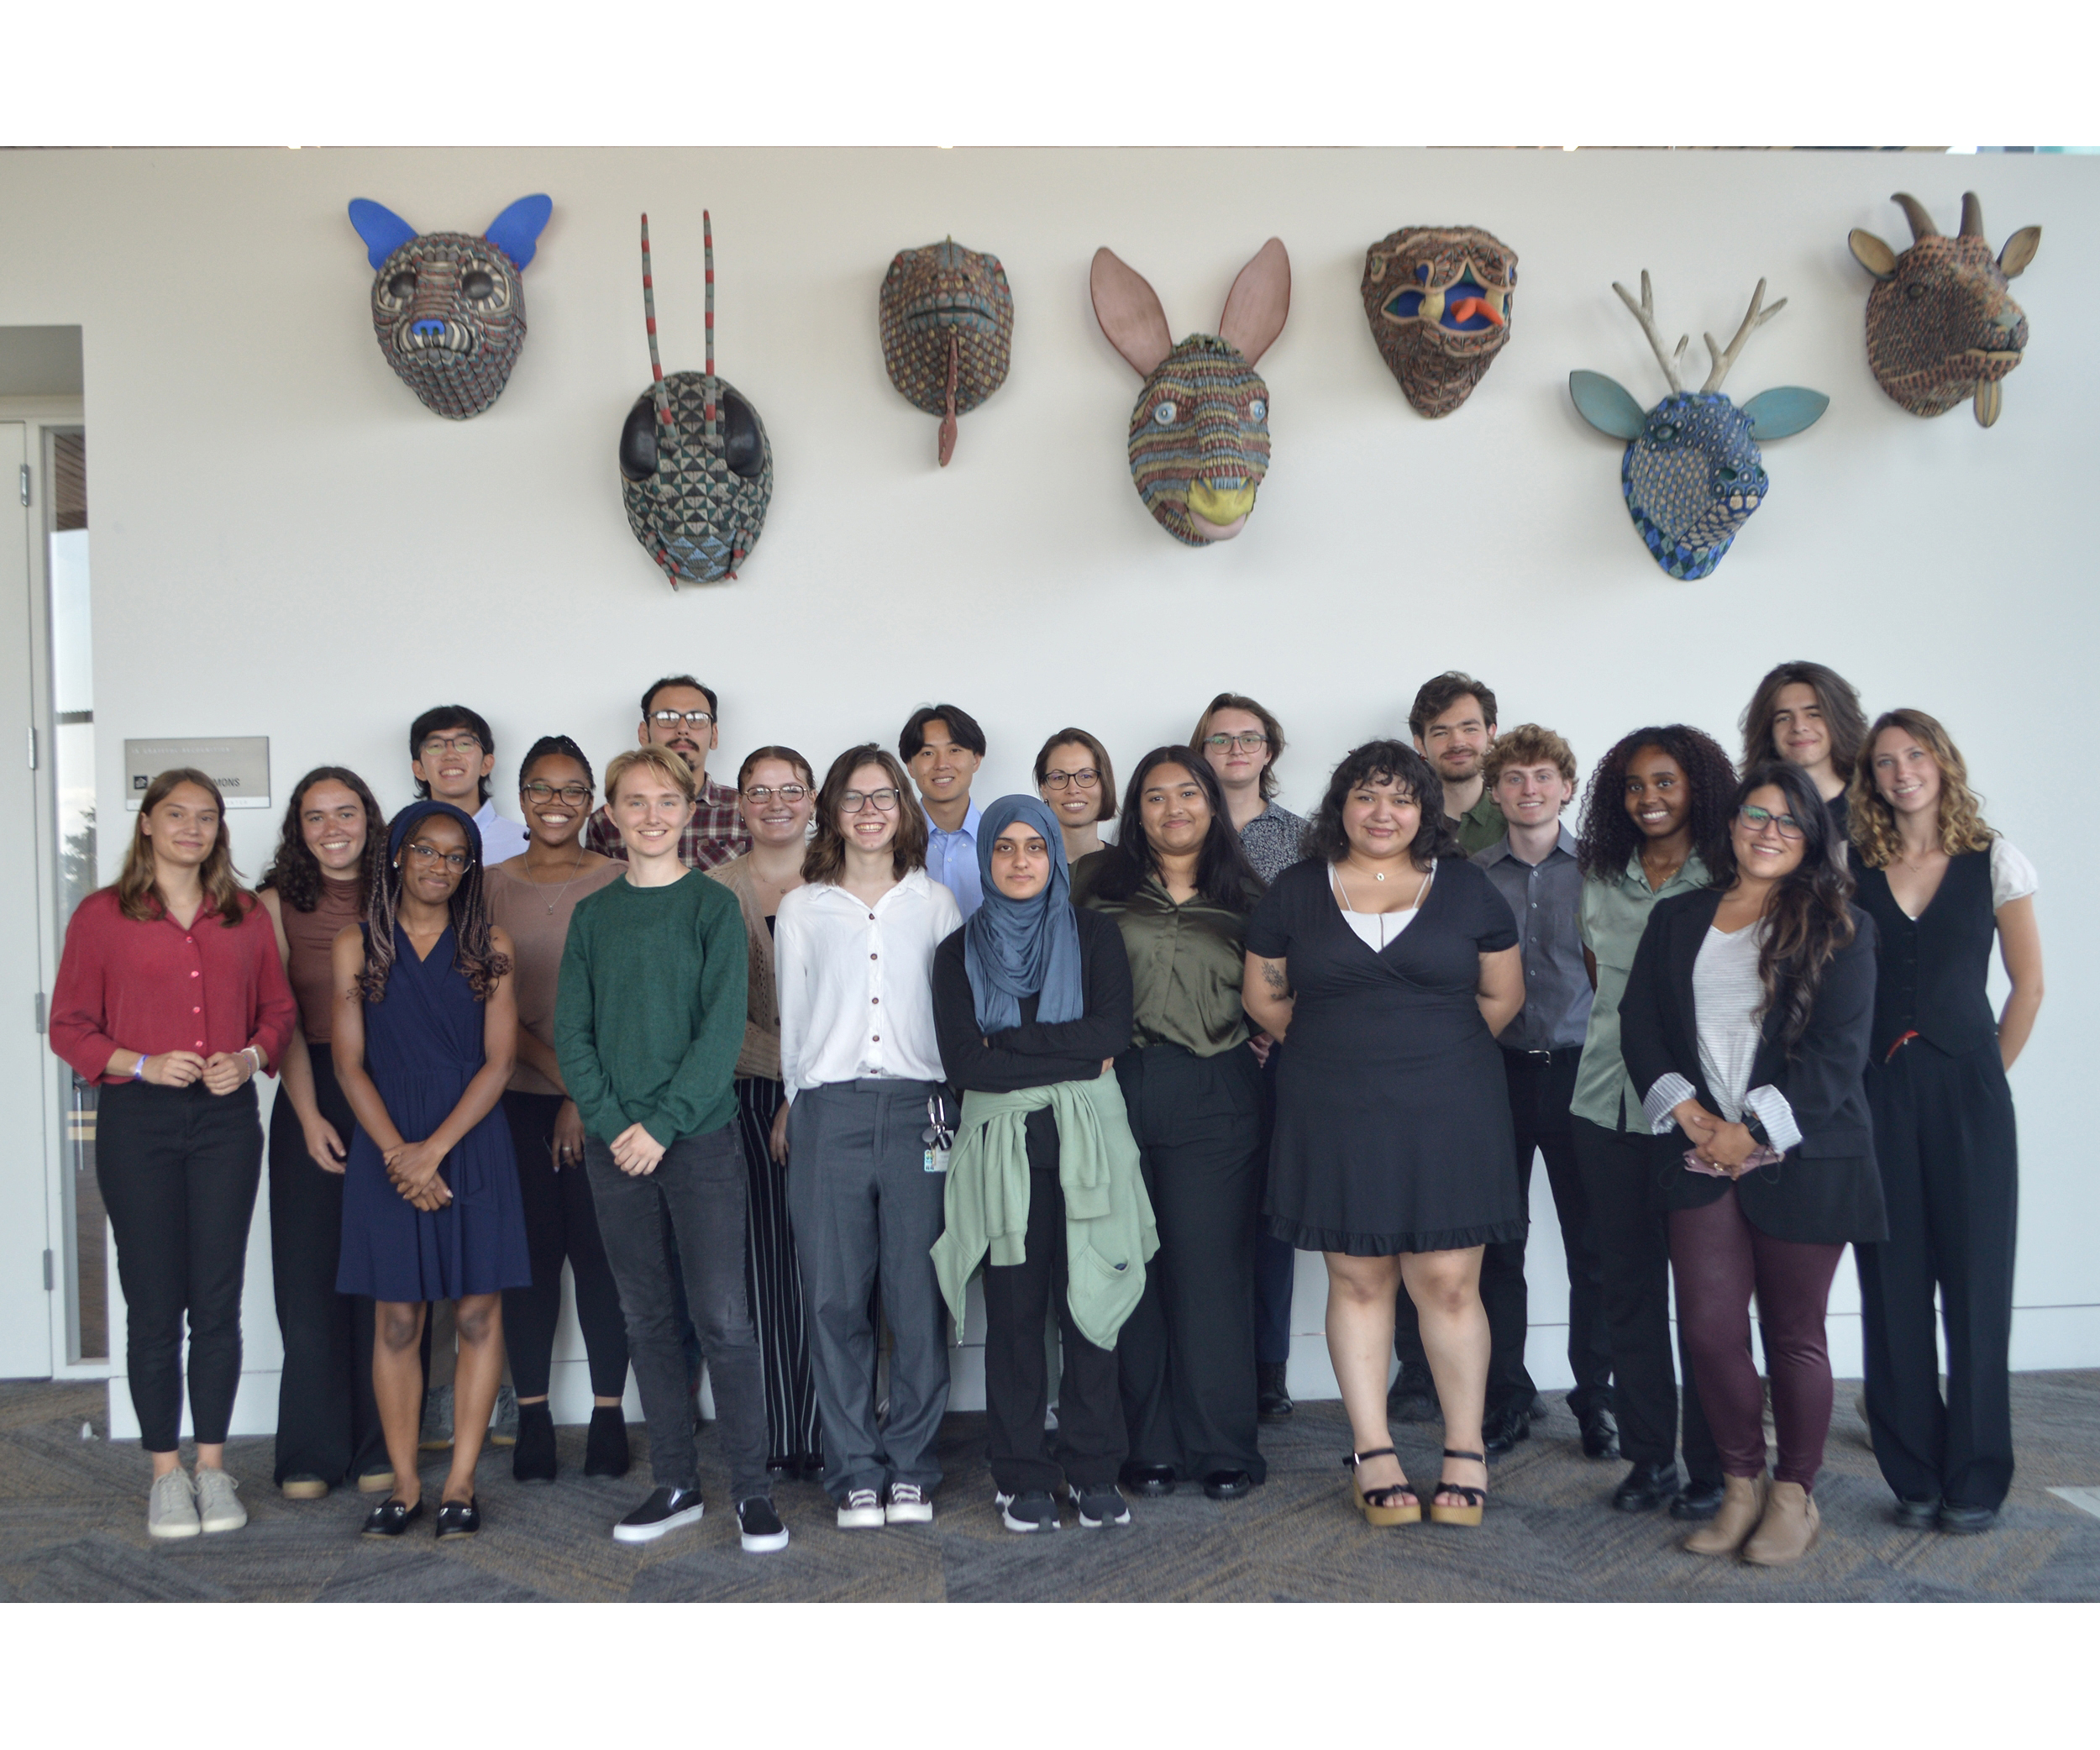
[584,675,753,870]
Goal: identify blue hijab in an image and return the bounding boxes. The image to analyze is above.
[962,795,1084,1035]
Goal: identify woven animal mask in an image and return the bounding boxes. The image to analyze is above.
[1090,240,1289,546]
[1849,192,2041,428]
[879,239,1014,465]
[347,196,552,419]
[1569,274,1828,581]
[617,213,774,588]
[1362,225,1516,417]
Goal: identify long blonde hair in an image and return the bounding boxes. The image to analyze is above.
[114,768,253,927]
[1847,709,1995,870]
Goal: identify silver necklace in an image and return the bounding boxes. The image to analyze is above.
[529,849,592,914]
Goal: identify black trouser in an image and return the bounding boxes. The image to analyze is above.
[501,1090,630,1401]
[1252,1043,1294,1369]
[734,1076,822,1463]
[267,1052,386,1485]
[1857,1039,2019,1511]
[1115,1043,1265,1483]
[98,1079,264,1453]
[1572,1115,1719,1485]
[983,1160,1127,1495]
[1481,1050,1614,1421]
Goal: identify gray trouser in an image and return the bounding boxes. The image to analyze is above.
[584,1123,770,1502]
[787,1080,951,1500]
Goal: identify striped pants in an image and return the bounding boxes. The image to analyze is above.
[735,1077,822,1464]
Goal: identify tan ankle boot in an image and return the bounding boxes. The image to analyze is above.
[1741,1479,1821,1566]
[1683,1472,1768,1556]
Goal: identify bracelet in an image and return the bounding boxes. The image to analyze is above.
[131,1057,147,1081]
[242,1045,263,1075]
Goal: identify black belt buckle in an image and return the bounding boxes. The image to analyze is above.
[1508,1048,1554,1065]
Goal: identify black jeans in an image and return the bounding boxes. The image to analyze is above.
[502,1091,630,1400]
[584,1124,770,1500]
[99,1079,265,1452]
[268,1052,387,1485]
[1252,1043,1294,1369]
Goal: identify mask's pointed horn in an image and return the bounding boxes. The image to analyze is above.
[1892,192,1939,243]
[701,209,718,447]
[1961,192,1986,239]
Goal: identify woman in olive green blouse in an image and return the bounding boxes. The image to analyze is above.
[1072,747,1268,1503]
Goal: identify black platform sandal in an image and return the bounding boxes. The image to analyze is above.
[1344,1448,1422,1526]
[1429,1448,1487,1527]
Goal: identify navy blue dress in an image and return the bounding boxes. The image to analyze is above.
[337,924,530,1302]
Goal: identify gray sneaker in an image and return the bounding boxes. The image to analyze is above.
[419,1383,454,1451]
[489,1384,519,1448]
[195,1466,247,1534]
[148,1468,200,1540]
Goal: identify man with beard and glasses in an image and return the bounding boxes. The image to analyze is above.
[584,676,752,871]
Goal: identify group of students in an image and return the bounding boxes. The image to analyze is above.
[48,661,2040,1566]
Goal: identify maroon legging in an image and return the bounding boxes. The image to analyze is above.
[1668,1186,1845,1490]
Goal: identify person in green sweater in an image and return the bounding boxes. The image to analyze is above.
[554,744,787,1554]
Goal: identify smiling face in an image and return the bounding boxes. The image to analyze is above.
[519,754,593,850]
[1769,682,1833,777]
[397,812,471,907]
[1138,762,1211,859]
[1870,727,1943,822]
[1128,337,1272,545]
[298,780,368,878]
[1493,761,1573,828]
[412,723,493,809]
[907,720,981,812]
[639,683,719,776]
[143,782,223,872]
[1362,224,1517,418]
[1731,783,1808,883]
[1416,695,1496,790]
[1200,708,1273,796]
[989,817,1053,901]
[1038,740,1106,833]
[837,761,903,859]
[739,756,815,849]
[611,768,696,864]
[1341,774,1422,864]
[1623,745,1691,842]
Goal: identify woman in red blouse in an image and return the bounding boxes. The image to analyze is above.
[49,768,297,1542]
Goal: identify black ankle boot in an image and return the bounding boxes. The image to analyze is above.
[512,1401,557,1484]
[585,1406,631,1478]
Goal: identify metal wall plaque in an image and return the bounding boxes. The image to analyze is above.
[123,737,271,811]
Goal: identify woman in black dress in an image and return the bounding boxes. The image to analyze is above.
[1244,742,1524,1527]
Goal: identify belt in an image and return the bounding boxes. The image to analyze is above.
[1503,1047,1558,1065]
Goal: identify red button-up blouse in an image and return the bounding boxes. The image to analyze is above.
[49,887,298,1085]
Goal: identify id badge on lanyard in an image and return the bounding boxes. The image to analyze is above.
[922,1090,953,1173]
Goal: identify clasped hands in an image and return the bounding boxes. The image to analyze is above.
[383,1139,453,1211]
[610,1122,667,1177]
[1671,1099,1759,1176]
[139,1048,257,1094]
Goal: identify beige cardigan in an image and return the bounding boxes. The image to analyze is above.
[705,854,785,1082]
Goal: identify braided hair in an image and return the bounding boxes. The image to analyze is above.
[259,766,387,913]
[359,803,512,1004]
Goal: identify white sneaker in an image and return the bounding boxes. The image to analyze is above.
[837,1487,885,1529]
[885,1481,933,1525]
[194,1467,247,1534]
[148,1468,200,1540]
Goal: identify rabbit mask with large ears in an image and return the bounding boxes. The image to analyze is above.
[1090,239,1290,546]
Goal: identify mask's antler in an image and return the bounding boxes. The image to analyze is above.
[1700,279,1787,395]
[1611,271,1688,395]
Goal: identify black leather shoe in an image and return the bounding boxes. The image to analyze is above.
[1203,1469,1254,1501]
[1611,1460,1681,1512]
[1670,1478,1726,1521]
[1938,1501,2000,1534]
[1120,1462,1176,1498]
[1257,1362,1294,1422]
[360,1496,425,1538]
[1481,1406,1531,1457]
[434,1496,481,1539]
[1578,1406,1621,1460]
[1385,1364,1438,1424]
[1893,1495,1941,1529]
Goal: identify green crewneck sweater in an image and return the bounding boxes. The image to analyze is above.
[554,870,747,1148]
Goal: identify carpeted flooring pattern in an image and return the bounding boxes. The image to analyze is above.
[2,1373,2094,1601]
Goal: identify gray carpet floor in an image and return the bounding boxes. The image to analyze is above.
[3,1372,2095,1601]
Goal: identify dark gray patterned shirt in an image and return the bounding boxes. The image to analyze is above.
[1238,801,1310,885]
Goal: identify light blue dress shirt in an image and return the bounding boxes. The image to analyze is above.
[923,799,984,918]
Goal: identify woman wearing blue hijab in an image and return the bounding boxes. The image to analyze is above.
[931,796,1140,1532]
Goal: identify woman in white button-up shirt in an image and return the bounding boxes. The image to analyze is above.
[774,744,962,1532]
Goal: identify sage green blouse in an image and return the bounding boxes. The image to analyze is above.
[1072,850,1259,1058]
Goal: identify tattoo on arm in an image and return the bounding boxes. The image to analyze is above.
[1260,959,1289,996]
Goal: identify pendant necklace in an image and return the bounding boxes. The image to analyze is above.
[536,850,591,914]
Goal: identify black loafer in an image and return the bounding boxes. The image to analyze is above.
[1203,1469,1254,1502]
[1938,1501,2000,1534]
[1893,1495,1941,1529]
[434,1496,481,1539]
[1610,1460,1681,1512]
[1670,1478,1726,1521]
[1482,1406,1531,1457]
[1579,1406,1621,1460]
[360,1496,425,1538]
[1120,1462,1176,1498]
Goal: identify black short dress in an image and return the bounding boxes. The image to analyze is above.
[1249,857,1524,1257]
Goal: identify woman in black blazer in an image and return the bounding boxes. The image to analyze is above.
[1620,762,1883,1567]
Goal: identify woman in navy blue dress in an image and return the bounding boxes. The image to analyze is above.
[333,801,529,1538]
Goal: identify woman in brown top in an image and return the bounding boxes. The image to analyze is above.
[707,746,823,1477]
[257,767,393,1500]
[486,736,630,1484]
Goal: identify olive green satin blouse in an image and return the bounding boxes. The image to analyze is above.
[1072,850,1258,1058]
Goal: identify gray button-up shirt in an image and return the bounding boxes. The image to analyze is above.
[1473,827,1592,1054]
[1238,801,1309,885]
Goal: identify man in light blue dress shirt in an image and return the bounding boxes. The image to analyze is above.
[900,703,986,917]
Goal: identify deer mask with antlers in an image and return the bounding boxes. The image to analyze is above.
[1569,274,1828,580]
[1849,192,2040,428]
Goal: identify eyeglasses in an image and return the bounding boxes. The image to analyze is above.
[402,840,473,873]
[649,709,715,729]
[1204,732,1268,752]
[418,734,483,757]
[1737,804,1805,841]
[742,784,810,804]
[1042,769,1100,791]
[841,788,901,814]
[522,780,591,806]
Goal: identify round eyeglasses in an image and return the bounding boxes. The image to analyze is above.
[743,785,810,804]
[1041,769,1100,791]
[402,841,473,873]
[841,788,901,814]
[1737,804,1805,841]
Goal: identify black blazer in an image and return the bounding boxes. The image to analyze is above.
[1620,888,1886,1245]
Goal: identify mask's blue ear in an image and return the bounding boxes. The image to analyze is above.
[349,199,418,271]
[1740,387,1830,439]
[1568,370,1647,440]
[484,195,554,271]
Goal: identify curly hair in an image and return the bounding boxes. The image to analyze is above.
[1304,740,1461,870]
[1719,763,1857,1053]
[115,768,254,928]
[1846,708,1996,870]
[1576,724,1737,882]
[1739,660,1868,782]
[1082,747,1261,912]
[360,806,511,1005]
[260,767,386,914]
[1482,723,1577,791]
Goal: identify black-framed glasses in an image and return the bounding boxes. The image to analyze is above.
[1204,731,1268,752]
[1042,769,1100,791]
[742,784,810,804]
[402,840,473,873]
[842,788,901,814]
[650,709,715,729]
[522,780,591,806]
[418,733,483,757]
[1737,804,1805,841]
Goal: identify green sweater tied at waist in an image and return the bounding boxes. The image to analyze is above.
[931,1074,1158,1352]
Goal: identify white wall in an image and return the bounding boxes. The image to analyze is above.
[3,148,2091,1427]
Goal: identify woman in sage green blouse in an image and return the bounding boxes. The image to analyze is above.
[1072,746,1268,1504]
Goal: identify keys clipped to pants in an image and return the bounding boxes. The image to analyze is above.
[923,1090,953,1174]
